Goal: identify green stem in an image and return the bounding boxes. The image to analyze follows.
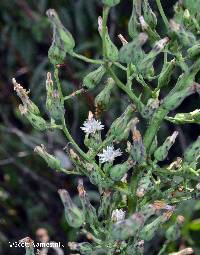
[102,6,110,58]
[106,66,144,112]
[62,119,89,161]
[64,88,84,101]
[155,0,169,30]
[71,52,104,65]
[128,168,140,214]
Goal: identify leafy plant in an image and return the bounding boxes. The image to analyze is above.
[14,0,200,254]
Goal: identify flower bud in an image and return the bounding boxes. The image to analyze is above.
[130,124,146,164]
[102,0,120,7]
[149,136,158,155]
[58,189,84,228]
[166,218,182,241]
[187,43,200,59]
[34,144,61,170]
[157,59,176,91]
[140,214,169,241]
[128,1,139,39]
[98,190,112,218]
[163,84,198,111]
[112,213,145,240]
[48,90,65,121]
[19,105,48,131]
[77,179,98,227]
[141,98,160,119]
[166,109,200,125]
[184,136,200,163]
[95,78,114,115]
[104,28,119,61]
[109,160,134,181]
[119,39,145,64]
[143,0,157,29]
[108,105,136,142]
[136,175,153,198]
[46,9,75,64]
[139,37,169,76]
[154,131,178,162]
[83,66,106,89]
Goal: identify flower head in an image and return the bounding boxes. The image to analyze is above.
[111,209,125,222]
[81,111,104,134]
[98,145,122,163]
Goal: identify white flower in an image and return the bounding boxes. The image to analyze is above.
[98,146,122,163]
[81,111,104,134]
[111,209,125,222]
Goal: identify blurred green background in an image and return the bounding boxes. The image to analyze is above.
[0,0,199,254]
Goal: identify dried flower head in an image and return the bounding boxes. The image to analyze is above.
[98,145,122,163]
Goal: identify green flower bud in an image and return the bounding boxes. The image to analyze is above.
[136,175,153,198]
[130,124,146,164]
[98,190,112,218]
[86,163,114,188]
[83,66,106,89]
[166,215,185,241]
[154,131,179,162]
[19,105,48,131]
[140,214,169,241]
[77,179,98,227]
[34,144,62,170]
[149,136,158,155]
[166,110,200,125]
[119,39,145,64]
[184,136,200,163]
[139,16,160,44]
[58,189,84,228]
[104,28,119,61]
[102,0,120,7]
[95,78,114,113]
[139,37,169,76]
[157,59,176,91]
[109,160,134,181]
[141,98,160,119]
[46,9,75,65]
[112,213,145,240]
[68,242,93,255]
[108,105,136,141]
[143,0,157,29]
[163,84,197,111]
[13,78,40,116]
[128,1,139,39]
[47,90,65,121]
[187,43,200,59]
[19,237,35,255]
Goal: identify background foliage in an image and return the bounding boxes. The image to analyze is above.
[0,0,199,254]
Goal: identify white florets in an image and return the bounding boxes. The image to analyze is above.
[81,112,104,134]
[98,145,122,163]
[111,209,125,222]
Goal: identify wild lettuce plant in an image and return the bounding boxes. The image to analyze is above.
[14,0,200,254]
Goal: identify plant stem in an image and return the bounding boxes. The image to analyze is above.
[64,88,85,101]
[155,0,169,30]
[62,119,89,161]
[102,6,110,58]
[71,52,104,65]
[106,66,144,112]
